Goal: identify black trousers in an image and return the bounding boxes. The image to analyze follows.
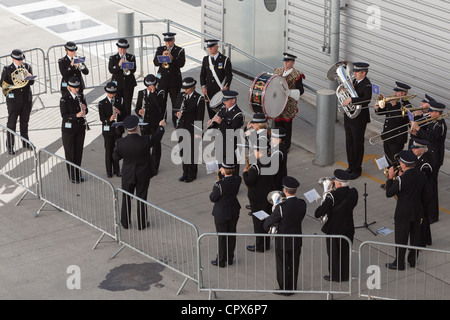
[103,134,121,175]
[276,246,301,290]
[6,101,32,150]
[250,202,271,251]
[62,130,85,181]
[214,216,239,265]
[162,85,181,125]
[344,122,367,173]
[326,236,352,282]
[117,87,135,117]
[383,140,405,166]
[121,180,150,230]
[394,220,421,268]
[274,119,293,149]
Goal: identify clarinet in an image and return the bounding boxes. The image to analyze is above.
[176,96,186,129]
[78,94,90,131]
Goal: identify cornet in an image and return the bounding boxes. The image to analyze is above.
[121,53,131,76]
[267,190,287,234]
[162,46,172,69]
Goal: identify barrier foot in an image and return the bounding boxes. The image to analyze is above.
[110,244,126,259]
[92,233,106,250]
[35,201,47,218]
[15,190,29,207]
[176,277,189,296]
[208,290,217,300]
[327,292,334,300]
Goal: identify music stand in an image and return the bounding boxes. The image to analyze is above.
[355,183,377,236]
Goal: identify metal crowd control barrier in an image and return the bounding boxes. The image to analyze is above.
[46,34,162,94]
[359,241,450,300]
[197,233,352,299]
[36,149,118,248]
[112,188,200,295]
[0,124,39,205]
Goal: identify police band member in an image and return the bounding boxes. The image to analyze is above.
[264,176,306,294]
[59,77,88,183]
[58,41,89,95]
[314,169,358,282]
[410,100,447,223]
[98,82,123,178]
[113,115,166,230]
[374,81,411,168]
[153,32,186,125]
[210,163,242,268]
[271,127,288,191]
[273,53,305,151]
[135,74,165,173]
[175,77,205,183]
[342,62,372,180]
[108,38,137,117]
[385,150,432,270]
[1,49,35,155]
[200,39,233,119]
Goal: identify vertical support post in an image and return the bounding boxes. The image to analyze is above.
[314,89,337,166]
[329,0,341,91]
[118,10,135,55]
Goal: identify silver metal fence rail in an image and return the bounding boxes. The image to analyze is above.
[198,233,352,299]
[0,124,39,205]
[359,241,450,300]
[112,188,200,295]
[36,149,118,248]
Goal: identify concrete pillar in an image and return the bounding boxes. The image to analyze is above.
[314,89,337,166]
[118,10,135,54]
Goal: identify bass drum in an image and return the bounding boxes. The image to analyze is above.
[249,72,288,119]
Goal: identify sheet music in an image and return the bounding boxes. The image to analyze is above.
[252,210,269,221]
[304,189,321,203]
[375,156,389,170]
[206,160,219,174]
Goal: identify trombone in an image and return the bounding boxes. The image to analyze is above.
[369,111,449,145]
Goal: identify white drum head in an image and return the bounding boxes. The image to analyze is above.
[262,75,289,119]
[210,91,224,108]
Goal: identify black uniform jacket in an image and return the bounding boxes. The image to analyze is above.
[243,161,276,211]
[210,175,242,222]
[175,91,205,132]
[98,96,124,136]
[376,100,410,144]
[345,77,372,126]
[200,52,233,96]
[58,55,89,92]
[135,88,165,133]
[60,93,88,133]
[415,119,447,168]
[113,126,165,185]
[108,52,137,89]
[1,63,34,104]
[271,142,288,190]
[386,167,432,223]
[153,45,185,89]
[415,152,434,180]
[264,196,306,250]
[314,186,358,238]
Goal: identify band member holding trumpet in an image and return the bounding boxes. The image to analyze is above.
[200,39,233,119]
[1,49,35,155]
[175,77,205,183]
[98,82,123,178]
[135,74,165,173]
[374,82,412,168]
[342,62,372,180]
[58,41,89,95]
[108,38,137,117]
[264,176,306,294]
[60,77,88,183]
[153,32,186,126]
[314,169,358,282]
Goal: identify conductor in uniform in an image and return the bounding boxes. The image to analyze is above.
[175,77,205,183]
[59,77,88,183]
[1,49,35,155]
[314,169,358,282]
[342,62,372,180]
[153,32,186,125]
[108,38,137,117]
[264,176,306,294]
[98,82,123,178]
[135,74,165,173]
[113,115,166,230]
[58,41,89,95]
[200,39,233,119]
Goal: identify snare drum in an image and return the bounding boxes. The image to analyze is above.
[209,91,224,109]
[249,72,289,119]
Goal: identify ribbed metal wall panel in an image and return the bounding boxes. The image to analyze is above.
[201,0,224,43]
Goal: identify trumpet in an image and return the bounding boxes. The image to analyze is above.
[73,55,86,71]
[121,53,131,76]
[162,46,172,69]
[267,190,287,234]
[78,94,90,131]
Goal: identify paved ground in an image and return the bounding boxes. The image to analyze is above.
[0,0,449,303]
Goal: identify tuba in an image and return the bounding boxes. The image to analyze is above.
[2,68,29,96]
[317,177,336,224]
[327,61,361,119]
[267,190,286,234]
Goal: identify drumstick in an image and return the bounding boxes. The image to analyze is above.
[205,93,210,103]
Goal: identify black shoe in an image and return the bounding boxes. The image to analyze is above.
[245,204,251,210]
[345,167,353,174]
[211,259,226,268]
[273,290,294,296]
[324,275,331,281]
[380,183,386,189]
[8,149,15,155]
[114,172,121,177]
[228,259,233,266]
[386,262,405,271]
[350,171,361,180]
[107,173,113,178]
[138,221,151,230]
[246,245,256,252]
[179,175,187,182]
[71,179,80,184]
[185,177,195,183]
[80,176,85,182]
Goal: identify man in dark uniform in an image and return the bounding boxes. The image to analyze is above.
[98,82,124,178]
[108,38,137,117]
[210,163,242,268]
[135,74,165,173]
[244,138,276,253]
[411,100,447,223]
[200,39,233,119]
[264,176,306,294]
[270,127,288,191]
[374,81,412,168]
[58,41,89,95]
[385,150,432,270]
[59,77,88,183]
[153,32,186,125]
[113,115,166,230]
[175,77,205,183]
[342,62,372,180]
[1,49,35,154]
[315,169,358,282]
